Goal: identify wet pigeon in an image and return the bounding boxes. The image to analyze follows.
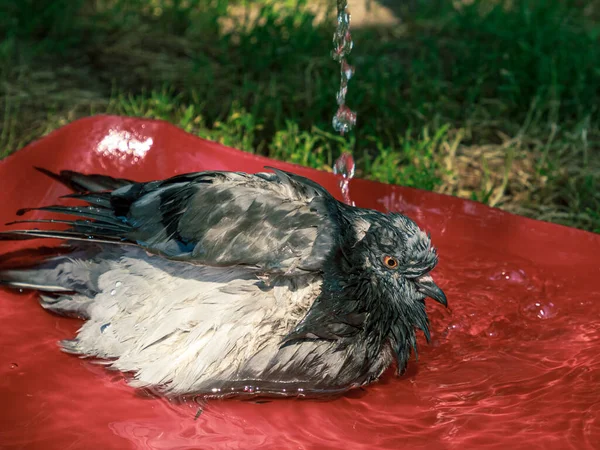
[0,167,446,398]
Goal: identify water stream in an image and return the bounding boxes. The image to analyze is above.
[332,0,357,205]
[331,0,357,135]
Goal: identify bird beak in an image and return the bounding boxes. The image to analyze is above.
[415,275,447,307]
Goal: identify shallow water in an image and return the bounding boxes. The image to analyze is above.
[2,241,597,449]
[1,117,599,449]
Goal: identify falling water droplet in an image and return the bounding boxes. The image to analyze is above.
[341,60,354,82]
[336,86,347,106]
[333,152,356,179]
[333,152,356,206]
[110,289,116,296]
[115,281,122,288]
[332,105,357,134]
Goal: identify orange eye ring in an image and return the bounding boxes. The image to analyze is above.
[383,255,399,269]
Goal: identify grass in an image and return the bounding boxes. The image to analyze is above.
[0,0,598,232]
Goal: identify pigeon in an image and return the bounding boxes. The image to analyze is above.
[0,167,447,398]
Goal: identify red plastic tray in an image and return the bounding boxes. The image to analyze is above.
[1,116,599,449]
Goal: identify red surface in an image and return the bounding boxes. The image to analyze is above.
[1,116,599,450]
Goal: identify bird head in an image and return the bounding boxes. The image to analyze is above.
[333,210,447,372]
[349,212,446,308]
[344,211,447,306]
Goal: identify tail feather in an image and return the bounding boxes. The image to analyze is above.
[0,244,114,320]
[0,245,72,270]
[0,169,140,247]
[35,167,135,193]
[39,294,93,319]
[61,192,113,208]
[0,246,107,297]
[16,205,130,228]
[0,229,129,244]
[6,219,127,234]
[7,219,86,226]
[0,278,73,292]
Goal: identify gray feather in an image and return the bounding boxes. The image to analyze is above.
[7,168,339,276]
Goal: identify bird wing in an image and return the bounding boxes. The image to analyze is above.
[1,168,339,274]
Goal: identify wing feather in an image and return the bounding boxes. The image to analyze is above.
[2,168,340,275]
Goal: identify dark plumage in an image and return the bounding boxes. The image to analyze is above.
[0,167,446,397]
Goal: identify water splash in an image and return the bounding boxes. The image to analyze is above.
[333,152,356,206]
[520,300,558,320]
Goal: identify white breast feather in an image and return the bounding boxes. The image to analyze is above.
[61,247,322,394]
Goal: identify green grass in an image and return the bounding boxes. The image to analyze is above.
[0,0,598,232]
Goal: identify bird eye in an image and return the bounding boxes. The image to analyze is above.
[383,255,399,269]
